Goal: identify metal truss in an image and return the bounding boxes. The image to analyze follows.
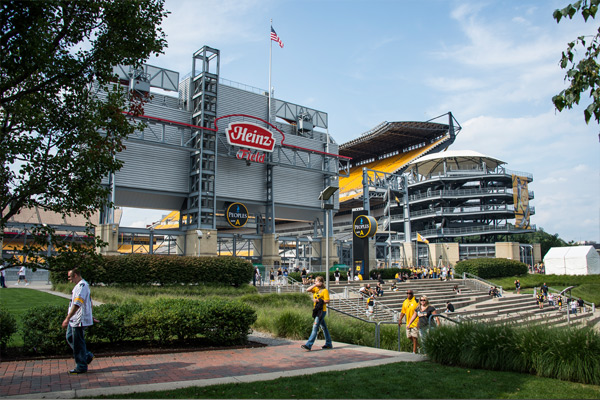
[217,234,262,261]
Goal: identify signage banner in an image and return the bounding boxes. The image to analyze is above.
[226,202,249,228]
[512,175,531,229]
[353,215,377,238]
[226,122,276,153]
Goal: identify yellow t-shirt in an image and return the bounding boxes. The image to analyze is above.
[358,274,363,280]
[401,297,419,328]
[310,287,330,312]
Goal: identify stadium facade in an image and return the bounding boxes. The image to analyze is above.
[2,45,540,270]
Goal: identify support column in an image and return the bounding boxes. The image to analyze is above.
[319,237,339,269]
[261,233,281,267]
[177,229,218,257]
[97,224,119,255]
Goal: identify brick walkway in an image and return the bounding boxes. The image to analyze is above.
[0,340,425,399]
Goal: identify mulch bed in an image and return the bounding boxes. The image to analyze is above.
[0,339,267,362]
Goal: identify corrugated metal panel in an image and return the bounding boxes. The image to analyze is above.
[115,141,189,193]
[216,152,267,202]
[217,84,268,122]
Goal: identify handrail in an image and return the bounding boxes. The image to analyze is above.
[462,273,503,297]
[328,306,406,350]
[540,286,596,313]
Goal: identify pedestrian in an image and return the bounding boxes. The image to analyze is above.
[62,268,94,374]
[536,289,544,309]
[301,267,308,285]
[557,295,563,311]
[366,291,375,318]
[541,282,548,300]
[444,300,454,313]
[283,267,289,285]
[334,268,340,285]
[15,265,29,285]
[577,297,584,313]
[269,268,275,286]
[407,295,440,351]
[301,276,333,351]
[398,289,419,354]
[0,267,7,288]
[514,279,521,294]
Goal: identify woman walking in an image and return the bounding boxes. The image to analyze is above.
[407,295,440,353]
[301,276,333,351]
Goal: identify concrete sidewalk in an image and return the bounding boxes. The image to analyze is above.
[0,336,426,399]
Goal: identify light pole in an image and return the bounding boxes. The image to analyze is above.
[319,185,339,291]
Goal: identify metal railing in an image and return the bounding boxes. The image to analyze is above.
[462,273,503,297]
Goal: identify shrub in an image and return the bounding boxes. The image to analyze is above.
[21,305,69,355]
[273,310,312,340]
[51,255,254,287]
[86,303,142,344]
[0,307,18,352]
[454,258,527,279]
[424,322,600,385]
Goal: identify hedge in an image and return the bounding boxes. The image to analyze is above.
[0,306,18,352]
[424,322,600,385]
[50,255,253,286]
[20,299,257,355]
[454,258,528,279]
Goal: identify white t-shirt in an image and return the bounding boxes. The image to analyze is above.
[69,279,94,327]
[18,266,26,276]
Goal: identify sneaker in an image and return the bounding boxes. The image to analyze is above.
[69,369,87,375]
[14,283,18,285]
[25,283,29,286]
[87,354,95,365]
[301,344,311,351]
[321,345,333,349]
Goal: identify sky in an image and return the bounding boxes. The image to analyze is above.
[120,0,600,243]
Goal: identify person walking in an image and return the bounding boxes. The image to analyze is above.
[0,269,6,288]
[15,265,29,285]
[398,289,419,354]
[301,276,333,351]
[514,279,521,294]
[62,268,94,374]
[407,295,440,352]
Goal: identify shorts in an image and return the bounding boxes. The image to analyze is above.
[406,327,419,338]
[18,275,25,281]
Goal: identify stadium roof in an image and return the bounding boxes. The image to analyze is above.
[339,120,451,164]
[407,150,505,176]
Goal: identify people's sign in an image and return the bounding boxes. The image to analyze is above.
[226,202,249,228]
[353,215,377,238]
[226,122,275,164]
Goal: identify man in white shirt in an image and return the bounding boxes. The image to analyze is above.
[62,268,94,374]
[15,266,29,285]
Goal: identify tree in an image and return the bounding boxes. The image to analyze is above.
[552,0,600,124]
[0,0,168,270]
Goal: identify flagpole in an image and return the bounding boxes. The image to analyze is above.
[268,18,272,124]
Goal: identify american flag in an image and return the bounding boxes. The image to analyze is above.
[271,26,283,48]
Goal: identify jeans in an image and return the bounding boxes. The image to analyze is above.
[305,311,332,348]
[66,325,93,371]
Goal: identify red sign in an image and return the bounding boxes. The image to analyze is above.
[226,122,276,153]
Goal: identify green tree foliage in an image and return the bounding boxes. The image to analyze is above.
[0,0,168,270]
[552,0,600,124]
[505,227,570,257]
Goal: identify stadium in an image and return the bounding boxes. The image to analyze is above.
[3,45,539,273]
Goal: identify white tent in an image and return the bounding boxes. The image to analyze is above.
[543,246,600,275]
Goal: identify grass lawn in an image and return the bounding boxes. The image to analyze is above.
[87,360,600,399]
[0,288,70,347]
[489,275,600,305]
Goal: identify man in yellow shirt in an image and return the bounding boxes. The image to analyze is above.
[398,289,419,353]
[301,276,333,351]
